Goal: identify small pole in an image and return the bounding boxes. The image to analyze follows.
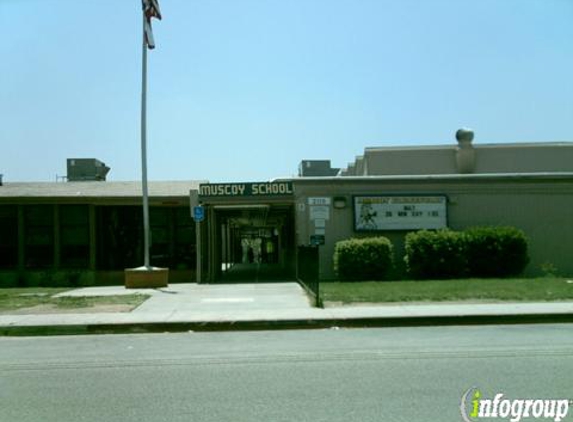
[196,220,201,282]
[141,13,151,269]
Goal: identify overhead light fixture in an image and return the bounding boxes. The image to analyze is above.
[333,196,347,209]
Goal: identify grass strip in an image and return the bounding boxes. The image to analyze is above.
[320,278,573,304]
[0,288,149,312]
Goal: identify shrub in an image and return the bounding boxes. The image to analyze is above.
[404,229,467,279]
[465,226,529,277]
[334,237,394,281]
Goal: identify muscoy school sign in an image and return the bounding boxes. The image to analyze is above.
[199,181,294,198]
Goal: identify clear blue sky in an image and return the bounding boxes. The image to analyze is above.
[2,0,572,182]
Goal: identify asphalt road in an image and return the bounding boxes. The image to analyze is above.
[1,324,572,422]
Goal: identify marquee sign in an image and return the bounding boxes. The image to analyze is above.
[199,181,294,198]
[354,195,447,231]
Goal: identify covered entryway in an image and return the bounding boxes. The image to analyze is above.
[210,203,296,282]
[196,181,297,283]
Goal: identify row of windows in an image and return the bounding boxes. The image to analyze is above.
[0,205,195,270]
[96,206,195,270]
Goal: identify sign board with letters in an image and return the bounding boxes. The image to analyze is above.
[310,205,330,221]
[308,197,331,206]
[199,181,293,198]
[309,197,331,221]
[354,195,447,231]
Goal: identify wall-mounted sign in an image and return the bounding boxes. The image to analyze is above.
[193,205,205,222]
[199,181,293,198]
[310,234,325,246]
[354,195,447,231]
[308,197,331,206]
[310,205,330,221]
[314,218,326,228]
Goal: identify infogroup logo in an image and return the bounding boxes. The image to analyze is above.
[460,387,571,422]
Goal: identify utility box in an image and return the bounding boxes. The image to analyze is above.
[298,160,339,177]
[67,158,110,181]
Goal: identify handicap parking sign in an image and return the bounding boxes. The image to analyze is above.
[193,206,205,222]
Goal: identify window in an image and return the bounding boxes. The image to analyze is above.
[0,206,18,269]
[150,207,195,269]
[174,207,195,270]
[150,208,170,268]
[24,205,54,269]
[96,206,142,270]
[60,205,90,268]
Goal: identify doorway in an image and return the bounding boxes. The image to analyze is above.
[210,203,295,282]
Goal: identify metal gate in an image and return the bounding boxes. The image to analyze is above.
[296,246,321,307]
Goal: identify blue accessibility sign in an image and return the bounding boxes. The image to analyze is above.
[193,206,205,222]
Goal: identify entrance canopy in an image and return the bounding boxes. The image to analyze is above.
[195,181,296,283]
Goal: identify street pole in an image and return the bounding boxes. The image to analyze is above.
[141,13,151,269]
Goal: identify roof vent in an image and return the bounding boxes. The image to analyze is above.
[455,128,476,174]
[67,158,110,182]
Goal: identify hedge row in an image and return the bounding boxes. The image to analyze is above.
[403,229,466,279]
[404,227,529,279]
[333,226,529,281]
[333,237,393,281]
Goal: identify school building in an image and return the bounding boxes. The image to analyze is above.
[1,131,572,285]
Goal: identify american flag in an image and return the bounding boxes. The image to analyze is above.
[142,0,162,49]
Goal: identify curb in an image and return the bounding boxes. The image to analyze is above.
[1,313,573,336]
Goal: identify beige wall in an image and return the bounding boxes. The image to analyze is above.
[353,143,573,176]
[364,147,456,176]
[474,144,573,173]
[354,156,365,176]
[294,176,573,279]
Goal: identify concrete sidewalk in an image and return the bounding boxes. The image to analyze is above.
[1,283,573,335]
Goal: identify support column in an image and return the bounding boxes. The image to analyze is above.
[17,205,25,271]
[195,219,201,283]
[208,206,218,282]
[53,205,60,269]
[226,223,231,270]
[168,208,175,269]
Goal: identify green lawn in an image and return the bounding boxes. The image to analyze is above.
[320,278,573,304]
[0,288,149,312]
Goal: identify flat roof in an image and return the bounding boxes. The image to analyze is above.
[0,181,205,199]
[2,173,573,200]
[293,172,573,183]
[363,141,573,153]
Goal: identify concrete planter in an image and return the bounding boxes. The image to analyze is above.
[124,267,169,289]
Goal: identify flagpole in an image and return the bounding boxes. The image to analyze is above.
[141,12,151,269]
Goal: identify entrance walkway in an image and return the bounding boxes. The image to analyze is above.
[55,283,314,320]
[219,263,295,283]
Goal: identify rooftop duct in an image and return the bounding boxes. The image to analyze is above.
[298,160,340,177]
[67,158,110,181]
